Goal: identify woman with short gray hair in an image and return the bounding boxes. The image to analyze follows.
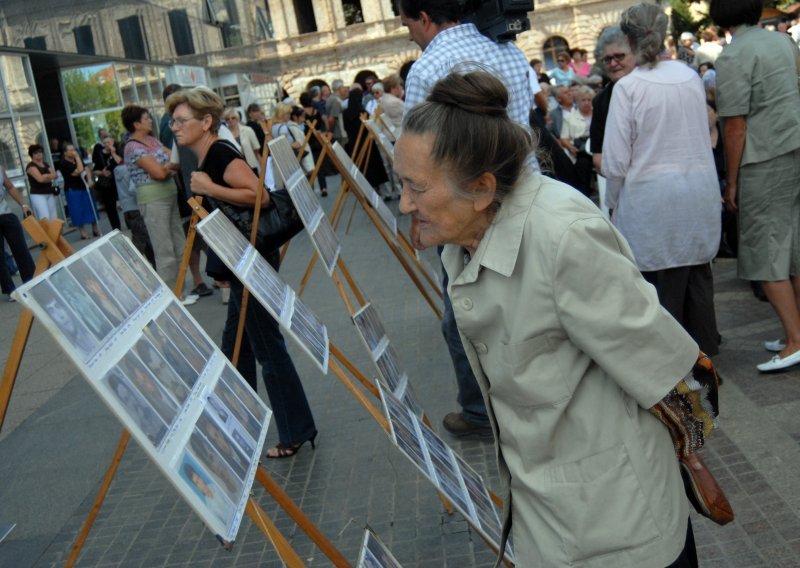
[602,2,722,358]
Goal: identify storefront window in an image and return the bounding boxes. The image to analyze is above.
[14,115,46,155]
[0,119,22,175]
[116,65,138,105]
[130,64,152,104]
[1,55,36,113]
[63,64,121,114]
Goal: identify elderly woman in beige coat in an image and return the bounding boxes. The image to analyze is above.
[396,70,720,567]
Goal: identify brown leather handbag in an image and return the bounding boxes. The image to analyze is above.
[680,452,734,525]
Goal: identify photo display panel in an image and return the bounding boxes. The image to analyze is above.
[12,232,272,542]
[268,136,341,276]
[377,114,399,141]
[196,210,329,373]
[356,527,404,568]
[365,120,396,163]
[352,303,422,417]
[330,142,397,236]
[378,385,514,563]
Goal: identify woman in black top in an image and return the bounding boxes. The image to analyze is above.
[166,87,318,459]
[59,142,99,239]
[25,144,59,220]
[91,135,122,230]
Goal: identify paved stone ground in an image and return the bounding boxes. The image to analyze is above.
[1,180,799,567]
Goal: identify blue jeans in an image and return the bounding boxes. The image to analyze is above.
[0,213,35,295]
[440,253,489,426]
[222,255,316,447]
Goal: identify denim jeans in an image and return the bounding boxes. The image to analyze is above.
[0,213,35,294]
[440,253,489,426]
[224,256,316,447]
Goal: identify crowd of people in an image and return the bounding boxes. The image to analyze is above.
[1,0,799,564]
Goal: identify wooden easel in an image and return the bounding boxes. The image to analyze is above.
[52,143,352,566]
[294,125,443,319]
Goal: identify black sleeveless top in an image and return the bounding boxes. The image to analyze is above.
[26,162,54,195]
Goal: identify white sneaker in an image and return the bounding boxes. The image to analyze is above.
[181,294,198,306]
[764,339,786,352]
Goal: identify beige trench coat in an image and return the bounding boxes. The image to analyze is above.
[443,174,697,567]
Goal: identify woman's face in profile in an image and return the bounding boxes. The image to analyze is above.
[395,133,489,251]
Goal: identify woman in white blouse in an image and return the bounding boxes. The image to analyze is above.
[223,108,260,173]
[602,2,722,356]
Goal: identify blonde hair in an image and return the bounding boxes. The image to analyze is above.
[165,87,224,133]
[273,103,292,122]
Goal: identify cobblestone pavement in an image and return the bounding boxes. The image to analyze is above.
[1,182,799,567]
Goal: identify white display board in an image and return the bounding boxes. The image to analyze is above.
[268,136,341,276]
[352,303,422,418]
[196,209,330,373]
[356,527,404,568]
[378,385,514,563]
[330,142,397,237]
[12,232,271,543]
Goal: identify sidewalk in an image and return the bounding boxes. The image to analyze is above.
[1,183,799,567]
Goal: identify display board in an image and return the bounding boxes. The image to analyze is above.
[365,120,396,163]
[378,385,514,563]
[196,209,330,373]
[268,136,341,276]
[352,303,422,417]
[330,141,397,236]
[356,527,404,568]
[12,232,271,542]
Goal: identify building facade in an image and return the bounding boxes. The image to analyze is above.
[0,0,651,199]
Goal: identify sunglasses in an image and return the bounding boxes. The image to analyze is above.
[602,53,628,65]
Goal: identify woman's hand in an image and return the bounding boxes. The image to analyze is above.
[190,171,214,197]
[723,181,737,213]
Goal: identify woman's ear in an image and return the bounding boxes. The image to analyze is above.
[471,172,497,213]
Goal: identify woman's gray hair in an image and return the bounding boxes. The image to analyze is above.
[620,3,668,68]
[594,26,628,64]
[402,70,533,214]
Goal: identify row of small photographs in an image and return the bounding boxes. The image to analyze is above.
[197,209,330,373]
[28,236,161,362]
[289,298,329,372]
[353,303,386,355]
[379,385,510,560]
[244,254,289,319]
[201,213,248,271]
[288,178,324,230]
[353,304,423,417]
[357,528,404,568]
[267,137,304,181]
[331,143,397,236]
[310,221,341,277]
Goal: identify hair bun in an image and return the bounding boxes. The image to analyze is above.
[427,70,509,118]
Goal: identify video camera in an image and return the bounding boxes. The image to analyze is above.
[462,0,534,43]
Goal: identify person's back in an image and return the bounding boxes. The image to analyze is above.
[604,59,720,271]
[716,26,800,166]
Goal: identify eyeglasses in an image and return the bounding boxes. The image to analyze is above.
[169,116,199,128]
[557,58,568,63]
[602,53,629,65]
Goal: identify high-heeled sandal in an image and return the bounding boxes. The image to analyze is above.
[266,432,317,459]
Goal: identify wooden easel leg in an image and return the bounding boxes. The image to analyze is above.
[245,498,307,568]
[344,194,359,235]
[297,251,319,297]
[396,232,444,300]
[328,355,388,429]
[335,258,366,308]
[174,199,203,297]
[64,431,130,568]
[254,467,351,567]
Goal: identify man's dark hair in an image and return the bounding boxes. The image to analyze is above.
[162,83,182,101]
[709,0,762,29]
[299,92,314,108]
[396,0,465,25]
